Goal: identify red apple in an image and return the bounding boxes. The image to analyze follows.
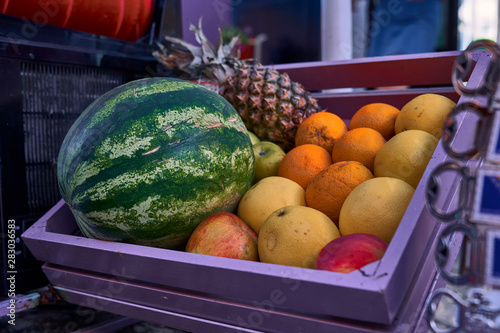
[316,233,388,273]
[185,212,259,261]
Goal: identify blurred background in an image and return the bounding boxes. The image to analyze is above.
[172,0,499,65]
[1,0,498,65]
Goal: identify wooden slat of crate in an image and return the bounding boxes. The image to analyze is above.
[273,51,463,91]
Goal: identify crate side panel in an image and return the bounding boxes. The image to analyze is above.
[315,87,458,121]
[44,265,393,333]
[53,287,264,333]
[379,49,493,319]
[273,51,461,91]
[24,207,393,324]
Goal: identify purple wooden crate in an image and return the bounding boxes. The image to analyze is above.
[22,50,491,332]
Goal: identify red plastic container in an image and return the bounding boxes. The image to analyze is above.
[0,0,154,41]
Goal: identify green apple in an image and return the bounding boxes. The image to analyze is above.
[253,141,286,183]
[248,131,261,145]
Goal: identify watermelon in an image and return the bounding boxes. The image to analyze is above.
[57,77,255,249]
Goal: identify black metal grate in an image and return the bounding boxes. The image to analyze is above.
[20,62,125,215]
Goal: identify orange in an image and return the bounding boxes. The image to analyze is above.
[305,161,374,226]
[331,127,386,172]
[295,112,348,154]
[278,144,332,190]
[349,103,400,140]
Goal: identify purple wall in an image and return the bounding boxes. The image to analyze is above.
[181,0,233,46]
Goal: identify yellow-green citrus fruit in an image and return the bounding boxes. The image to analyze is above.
[395,93,456,139]
[373,130,438,188]
[258,205,341,268]
[339,177,415,243]
[237,176,306,234]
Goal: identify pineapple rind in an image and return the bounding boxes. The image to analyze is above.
[221,66,321,151]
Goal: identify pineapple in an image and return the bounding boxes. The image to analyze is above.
[153,19,323,151]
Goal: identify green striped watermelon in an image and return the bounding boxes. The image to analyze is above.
[57,77,255,249]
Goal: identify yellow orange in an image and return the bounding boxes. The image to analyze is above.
[395,93,456,139]
[339,177,415,243]
[373,130,438,188]
[258,205,341,269]
[237,176,306,234]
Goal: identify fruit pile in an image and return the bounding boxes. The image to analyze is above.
[57,72,455,275]
[58,20,457,277]
[185,93,456,274]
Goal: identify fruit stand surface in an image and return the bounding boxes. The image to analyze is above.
[22,49,491,333]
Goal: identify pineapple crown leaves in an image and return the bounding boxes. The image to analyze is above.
[154,18,251,86]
